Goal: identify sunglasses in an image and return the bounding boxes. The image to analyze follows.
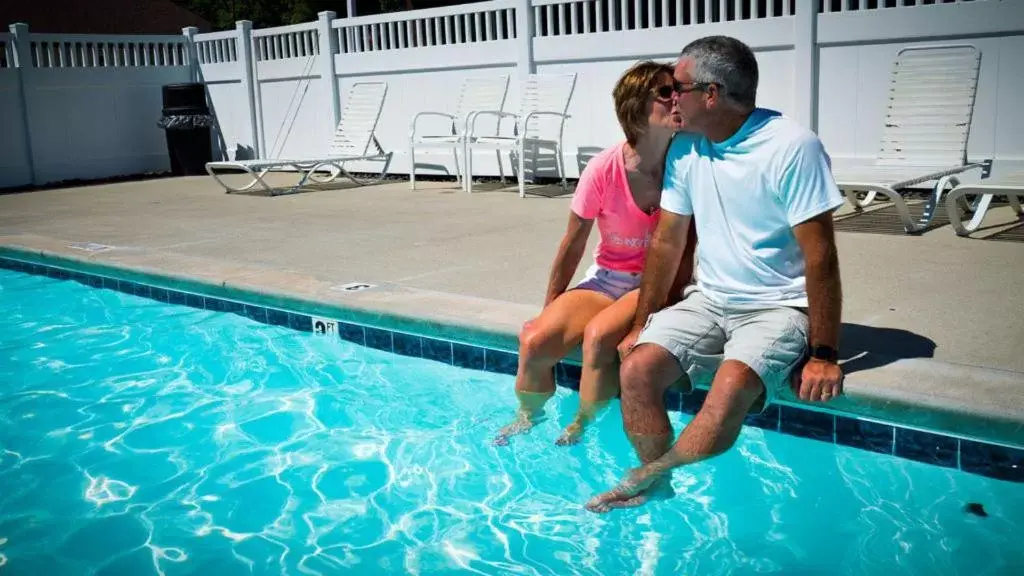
[654,81,715,100]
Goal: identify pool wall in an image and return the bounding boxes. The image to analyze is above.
[2,253,1021,484]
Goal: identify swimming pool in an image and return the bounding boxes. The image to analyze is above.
[2,259,1023,575]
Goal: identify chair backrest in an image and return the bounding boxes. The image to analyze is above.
[875,44,981,169]
[328,81,388,157]
[520,73,577,139]
[455,75,510,128]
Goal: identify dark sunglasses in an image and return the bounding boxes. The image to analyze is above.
[654,81,714,99]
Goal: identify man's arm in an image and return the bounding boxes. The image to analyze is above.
[792,212,842,351]
[632,211,692,329]
[778,132,846,401]
[543,212,594,306]
[667,218,698,306]
[630,133,693,329]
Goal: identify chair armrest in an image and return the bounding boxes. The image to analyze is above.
[467,110,518,138]
[410,111,456,137]
[522,111,570,121]
[521,110,570,127]
[519,111,571,137]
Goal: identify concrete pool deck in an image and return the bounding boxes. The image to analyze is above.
[2,174,1023,446]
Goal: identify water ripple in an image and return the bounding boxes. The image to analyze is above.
[2,268,1024,575]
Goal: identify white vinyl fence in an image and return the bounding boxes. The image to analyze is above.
[2,0,1023,189]
[0,24,193,188]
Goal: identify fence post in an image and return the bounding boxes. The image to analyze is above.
[181,26,198,82]
[236,20,261,157]
[9,22,36,186]
[318,11,341,128]
[515,0,535,81]
[793,0,818,131]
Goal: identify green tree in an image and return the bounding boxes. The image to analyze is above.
[173,0,422,31]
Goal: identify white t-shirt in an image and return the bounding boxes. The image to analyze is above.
[661,108,844,308]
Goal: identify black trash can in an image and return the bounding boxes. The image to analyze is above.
[162,83,206,108]
[158,83,215,176]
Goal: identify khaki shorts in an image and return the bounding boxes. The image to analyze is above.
[635,287,809,412]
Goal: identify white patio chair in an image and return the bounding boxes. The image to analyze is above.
[463,73,577,197]
[944,170,1024,236]
[831,44,989,233]
[408,74,510,190]
[205,81,393,196]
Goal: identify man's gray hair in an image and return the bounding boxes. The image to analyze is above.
[680,36,758,109]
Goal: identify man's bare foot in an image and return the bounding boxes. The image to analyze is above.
[555,421,583,446]
[584,465,674,513]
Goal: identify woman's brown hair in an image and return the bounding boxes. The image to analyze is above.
[613,60,674,146]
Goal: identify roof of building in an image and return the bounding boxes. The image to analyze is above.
[1,0,211,35]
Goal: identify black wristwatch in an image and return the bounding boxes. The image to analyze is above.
[809,345,838,362]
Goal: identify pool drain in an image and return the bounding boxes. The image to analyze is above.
[330,282,376,293]
[965,502,988,517]
[68,242,113,252]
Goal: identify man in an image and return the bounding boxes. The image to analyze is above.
[586,35,845,512]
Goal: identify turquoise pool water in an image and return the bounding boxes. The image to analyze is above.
[1,267,1023,575]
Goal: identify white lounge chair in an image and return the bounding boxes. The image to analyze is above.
[205,82,393,196]
[463,73,577,197]
[831,44,988,234]
[408,74,510,190]
[944,171,1024,236]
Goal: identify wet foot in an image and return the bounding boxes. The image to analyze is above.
[492,415,535,446]
[555,422,583,446]
[585,467,675,513]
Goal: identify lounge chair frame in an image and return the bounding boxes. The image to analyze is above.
[944,171,1024,236]
[832,44,988,233]
[206,82,393,196]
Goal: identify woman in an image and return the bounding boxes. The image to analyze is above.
[494,60,689,447]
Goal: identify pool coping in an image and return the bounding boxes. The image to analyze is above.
[1,243,1022,484]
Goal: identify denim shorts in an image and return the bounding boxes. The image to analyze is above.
[635,287,809,411]
[572,264,642,301]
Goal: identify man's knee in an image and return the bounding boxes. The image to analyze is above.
[723,307,809,408]
[703,359,765,422]
[620,344,682,400]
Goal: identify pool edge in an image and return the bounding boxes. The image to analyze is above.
[2,246,1022,484]
[0,241,528,352]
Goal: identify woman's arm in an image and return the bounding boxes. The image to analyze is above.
[543,212,594,306]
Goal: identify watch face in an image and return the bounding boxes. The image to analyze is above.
[812,346,837,360]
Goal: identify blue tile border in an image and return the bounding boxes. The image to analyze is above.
[780,406,836,442]
[2,255,1022,484]
[836,416,894,455]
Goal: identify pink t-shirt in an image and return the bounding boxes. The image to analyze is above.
[570,141,659,274]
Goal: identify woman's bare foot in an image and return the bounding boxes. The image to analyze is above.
[493,411,539,446]
[493,390,555,446]
[555,421,584,446]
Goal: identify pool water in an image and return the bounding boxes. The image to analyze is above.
[1,268,1022,576]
